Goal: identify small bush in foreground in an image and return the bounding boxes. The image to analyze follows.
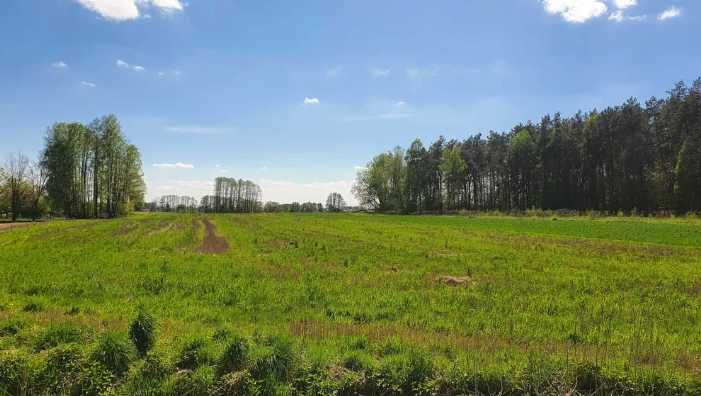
[0,350,36,395]
[34,323,83,351]
[216,335,249,377]
[129,308,155,357]
[211,370,259,396]
[176,337,213,370]
[249,335,296,382]
[90,333,133,377]
[0,320,25,337]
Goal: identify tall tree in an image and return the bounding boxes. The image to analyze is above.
[325,192,346,212]
[5,153,29,222]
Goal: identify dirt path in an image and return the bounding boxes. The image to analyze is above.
[196,218,229,254]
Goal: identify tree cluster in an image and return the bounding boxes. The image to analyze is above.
[0,153,47,221]
[200,177,262,213]
[325,192,346,212]
[263,201,324,213]
[41,115,145,218]
[354,79,701,214]
[148,195,199,213]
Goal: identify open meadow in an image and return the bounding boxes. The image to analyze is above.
[1,213,701,395]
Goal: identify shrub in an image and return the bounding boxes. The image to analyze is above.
[129,308,155,357]
[0,350,35,395]
[211,370,259,396]
[34,323,83,351]
[176,337,213,370]
[216,335,249,377]
[0,320,25,337]
[90,333,133,377]
[249,335,296,382]
[165,366,214,396]
[37,344,86,394]
[401,351,434,394]
[140,352,169,380]
[79,361,114,395]
[212,328,232,342]
[341,351,372,372]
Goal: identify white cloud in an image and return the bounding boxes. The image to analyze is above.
[80,81,96,88]
[150,0,184,12]
[369,68,390,78]
[658,7,681,21]
[116,59,145,71]
[75,0,183,22]
[613,0,637,10]
[395,101,406,107]
[304,97,320,105]
[153,162,195,169]
[541,0,608,23]
[51,61,69,69]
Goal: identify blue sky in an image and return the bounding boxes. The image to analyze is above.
[1,0,698,203]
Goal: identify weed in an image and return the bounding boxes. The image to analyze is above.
[129,308,155,357]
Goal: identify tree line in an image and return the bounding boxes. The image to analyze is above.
[0,115,145,220]
[148,185,349,214]
[354,79,701,214]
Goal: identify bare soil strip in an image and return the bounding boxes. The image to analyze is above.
[196,218,229,254]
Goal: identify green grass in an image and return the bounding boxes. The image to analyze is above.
[1,213,700,394]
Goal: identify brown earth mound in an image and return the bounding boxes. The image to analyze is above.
[437,275,473,287]
[196,218,229,254]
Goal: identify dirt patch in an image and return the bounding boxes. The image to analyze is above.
[147,221,175,236]
[689,280,701,297]
[196,219,229,254]
[0,222,35,232]
[437,275,474,287]
[114,223,137,236]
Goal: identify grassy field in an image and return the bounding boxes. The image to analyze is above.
[1,213,700,395]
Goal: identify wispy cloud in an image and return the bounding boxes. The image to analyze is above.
[80,81,96,88]
[153,162,195,169]
[51,61,69,69]
[608,10,646,22]
[116,59,145,71]
[658,6,681,21]
[369,68,390,78]
[157,69,182,79]
[304,97,320,105]
[406,66,439,80]
[75,0,184,22]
